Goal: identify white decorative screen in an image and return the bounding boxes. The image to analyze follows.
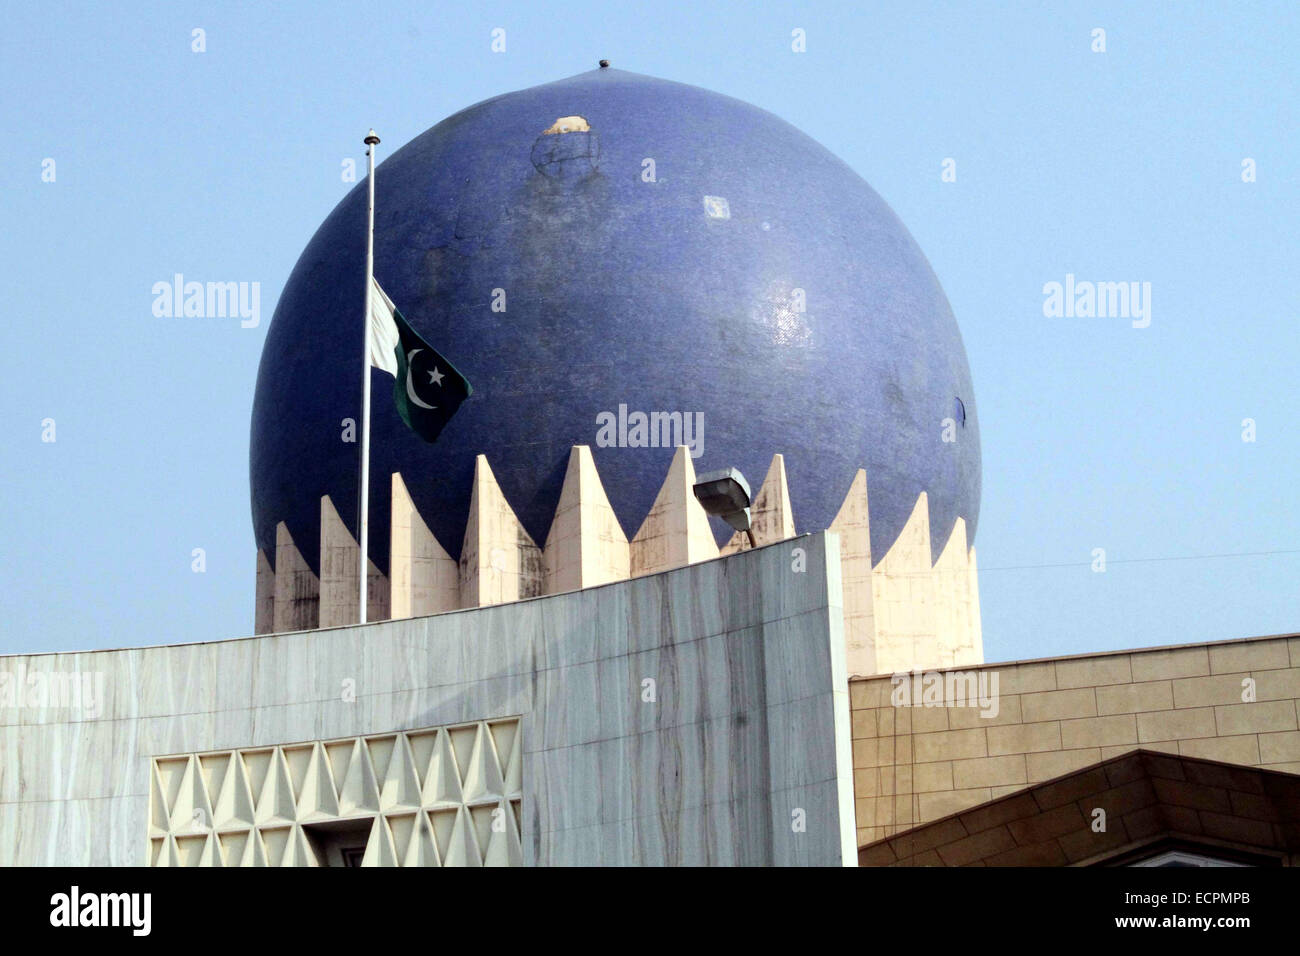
[148,718,523,866]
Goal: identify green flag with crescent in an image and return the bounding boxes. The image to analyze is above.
[367,277,472,442]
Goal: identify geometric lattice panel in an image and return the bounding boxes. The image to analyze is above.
[147,718,523,866]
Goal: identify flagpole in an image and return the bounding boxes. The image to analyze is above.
[360,128,380,625]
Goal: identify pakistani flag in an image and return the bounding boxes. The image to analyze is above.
[367,277,472,442]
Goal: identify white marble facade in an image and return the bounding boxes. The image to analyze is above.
[0,532,857,866]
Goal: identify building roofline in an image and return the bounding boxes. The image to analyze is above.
[850,630,1300,682]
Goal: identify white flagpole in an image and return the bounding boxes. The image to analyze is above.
[360,128,380,624]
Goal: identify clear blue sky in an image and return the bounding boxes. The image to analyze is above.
[2,1,1296,661]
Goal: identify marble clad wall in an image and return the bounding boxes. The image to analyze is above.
[0,532,856,866]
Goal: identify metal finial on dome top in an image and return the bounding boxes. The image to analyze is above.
[599,59,610,68]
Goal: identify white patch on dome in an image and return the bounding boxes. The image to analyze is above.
[542,115,590,134]
[702,195,731,219]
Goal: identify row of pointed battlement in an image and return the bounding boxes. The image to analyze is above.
[255,446,983,676]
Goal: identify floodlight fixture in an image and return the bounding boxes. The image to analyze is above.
[692,467,756,548]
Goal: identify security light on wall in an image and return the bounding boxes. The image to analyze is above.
[692,467,756,548]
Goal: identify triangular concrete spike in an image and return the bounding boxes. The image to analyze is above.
[722,454,796,553]
[447,724,478,785]
[935,516,968,568]
[366,736,395,789]
[203,834,223,868]
[368,560,390,623]
[172,834,206,867]
[260,826,291,866]
[281,825,319,867]
[407,731,436,785]
[155,835,179,867]
[503,726,523,796]
[830,469,871,552]
[391,472,459,618]
[404,810,441,867]
[967,545,984,663]
[241,829,269,867]
[542,445,630,594]
[428,809,457,861]
[168,756,195,829]
[459,722,505,804]
[487,720,517,776]
[460,454,542,608]
[282,745,312,803]
[336,738,381,815]
[630,445,719,576]
[869,490,936,675]
[278,826,302,867]
[896,491,932,567]
[255,549,275,635]
[155,757,187,821]
[254,748,296,825]
[242,750,273,804]
[930,517,972,670]
[470,805,497,858]
[442,806,483,868]
[830,469,876,679]
[387,813,416,863]
[217,753,256,829]
[269,749,296,822]
[483,802,524,867]
[168,755,210,832]
[377,734,423,810]
[198,754,228,817]
[193,761,215,833]
[296,742,340,820]
[319,494,360,628]
[218,830,249,867]
[273,521,319,632]
[424,728,464,807]
[324,741,353,796]
[361,816,398,867]
[149,762,172,833]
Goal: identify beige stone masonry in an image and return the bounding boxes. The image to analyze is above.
[849,634,1300,847]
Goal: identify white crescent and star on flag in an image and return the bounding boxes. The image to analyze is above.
[404,349,439,410]
[367,277,446,409]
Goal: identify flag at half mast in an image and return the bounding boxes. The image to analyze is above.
[367,277,472,442]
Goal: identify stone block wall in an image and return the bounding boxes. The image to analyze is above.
[849,634,1300,846]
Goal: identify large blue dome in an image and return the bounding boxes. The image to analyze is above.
[250,67,980,575]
